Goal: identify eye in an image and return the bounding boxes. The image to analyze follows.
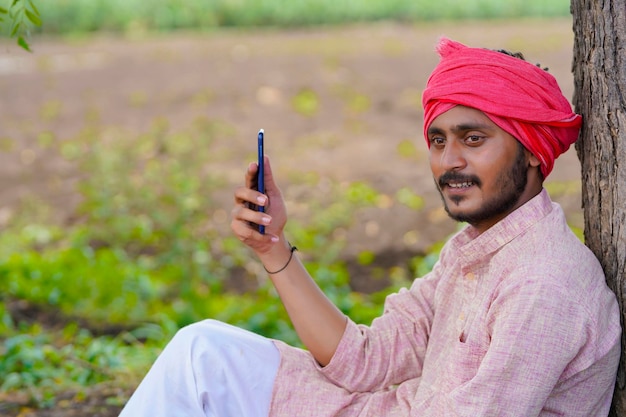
[430,136,446,147]
[465,135,484,146]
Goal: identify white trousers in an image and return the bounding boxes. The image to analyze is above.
[119,319,281,417]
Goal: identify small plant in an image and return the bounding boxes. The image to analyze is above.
[0,325,157,408]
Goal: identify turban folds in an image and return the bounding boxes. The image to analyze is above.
[422,38,582,178]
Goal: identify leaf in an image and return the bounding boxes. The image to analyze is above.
[10,22,20,37]
[28,0,39,16]
[0,7,8,14]
[11,0,20,7]
[25,9,41,26]
[17,36,32,52]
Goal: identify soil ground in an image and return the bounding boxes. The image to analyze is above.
[0,17,582,416]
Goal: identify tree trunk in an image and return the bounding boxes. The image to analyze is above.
[571,0,626,415]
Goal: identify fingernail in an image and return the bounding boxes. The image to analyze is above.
[257,196,266,204]
[262,216,271,224]
[270,235,279,242]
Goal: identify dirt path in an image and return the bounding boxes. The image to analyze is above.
[0,17,582,416]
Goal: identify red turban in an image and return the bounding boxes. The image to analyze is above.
[422,38,582,178]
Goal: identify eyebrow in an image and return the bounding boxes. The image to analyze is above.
[427,126,445,136]
[427,122,495,136]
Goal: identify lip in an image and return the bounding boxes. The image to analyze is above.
[442,181,476,195]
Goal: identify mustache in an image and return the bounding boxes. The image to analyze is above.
[437,172,481,188]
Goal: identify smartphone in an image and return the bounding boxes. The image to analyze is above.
[256,129,265,234]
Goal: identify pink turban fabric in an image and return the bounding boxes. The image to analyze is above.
[422,38,582,178]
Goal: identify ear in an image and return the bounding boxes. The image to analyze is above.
[525,150,545,182]
[526,150,541,168]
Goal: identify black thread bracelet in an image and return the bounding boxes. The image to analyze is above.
[264,243,298,274]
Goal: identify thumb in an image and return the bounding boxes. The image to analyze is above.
[262,155,280,194]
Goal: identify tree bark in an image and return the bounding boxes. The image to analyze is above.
[571,0,626,415]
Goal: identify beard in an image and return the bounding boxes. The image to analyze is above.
[436,144,529,226]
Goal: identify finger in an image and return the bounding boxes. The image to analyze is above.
[263,155,283,195]
[231,202,271,227]
[230,215,271,244]
[230,217,257,242]
[245,161,259,190]
[234,185,268,207]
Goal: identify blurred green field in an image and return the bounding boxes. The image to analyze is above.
[19,0,570,35]
[0,99,436,411]
[0,118,421,409]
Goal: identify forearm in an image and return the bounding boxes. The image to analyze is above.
[259,236,347,366]
[231,158,346,365]
[321,285,434,392]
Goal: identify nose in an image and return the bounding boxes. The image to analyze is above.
[436,140,466,171]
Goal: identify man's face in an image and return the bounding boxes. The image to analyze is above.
[427,106,535,232]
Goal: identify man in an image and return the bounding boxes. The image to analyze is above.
[119,38,621,417]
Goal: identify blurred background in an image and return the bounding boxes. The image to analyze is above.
[0,0,581,415]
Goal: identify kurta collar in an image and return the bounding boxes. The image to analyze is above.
[450,189,554,265]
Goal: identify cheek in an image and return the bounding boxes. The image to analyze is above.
[428,150,441,173]
[475,147,511,170]
[477,153,517,187]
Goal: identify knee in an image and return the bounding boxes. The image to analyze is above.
[167,319,223,355]
[166,319,245,363]
[170,319,275,359]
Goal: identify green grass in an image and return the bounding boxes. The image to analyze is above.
[0,326,158,408]
[13,0,571,36]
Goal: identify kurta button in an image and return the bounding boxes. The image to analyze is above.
[465,272,475,280]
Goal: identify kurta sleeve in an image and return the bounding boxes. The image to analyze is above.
[319,262,442,392]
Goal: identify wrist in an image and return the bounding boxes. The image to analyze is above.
[259,237,296,274]
[263,243,298,274]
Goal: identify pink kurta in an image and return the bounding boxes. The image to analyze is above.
[269,189,621,416]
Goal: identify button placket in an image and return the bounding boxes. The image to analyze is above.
[457,269,479,336]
